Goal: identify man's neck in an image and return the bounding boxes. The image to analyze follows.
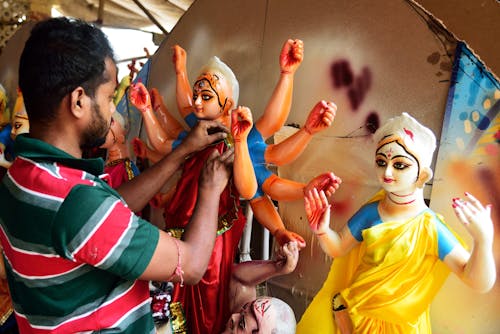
[29,124,83,159]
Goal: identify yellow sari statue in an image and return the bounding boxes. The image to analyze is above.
[298,113,496,333]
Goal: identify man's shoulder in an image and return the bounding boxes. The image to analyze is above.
[7,156,106,200]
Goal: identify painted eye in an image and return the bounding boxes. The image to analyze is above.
[14,123,22,130]
[393,162,409,170]
[238,317,246,329]
[202,94,212,101]
[376,159,386,167]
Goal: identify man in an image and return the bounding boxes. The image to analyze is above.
[0,17,233,333]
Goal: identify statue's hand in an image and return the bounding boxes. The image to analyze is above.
[149,88,164,112]
[231,106,253,142]
[304,172,342,199]
[304,100,337,135]
[280,39,304,74]
[172,44,187,74]
[304,188,331,234]
[452,192,494,245]
[274,228,306,249]
[132,137,148,158]
[129,82,152,113]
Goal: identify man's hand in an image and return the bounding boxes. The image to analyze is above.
[179,120,229,154]
[280,39,304,74]
[231,106,253,142]
[199,148,234,195]
[274,241,299,275]
[304,172,342,199]
[129,82,152,113]
[304,100,337,135]
[172,45,187,74]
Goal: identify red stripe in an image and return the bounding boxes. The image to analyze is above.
[0,228,80,277]
[14,281,150,333]
[8,158,94,200]
[73,201,134,266]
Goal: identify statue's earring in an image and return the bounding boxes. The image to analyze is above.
[110,128,117,144]
[416,167,433,189]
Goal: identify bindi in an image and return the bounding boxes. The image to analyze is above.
[385,147,394,159]
[254,299,271,317]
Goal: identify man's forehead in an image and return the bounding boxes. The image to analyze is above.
[104,58,118,85]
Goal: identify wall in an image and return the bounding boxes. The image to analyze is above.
[146,1,499,332]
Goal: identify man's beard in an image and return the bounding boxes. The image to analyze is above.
[80,100,110,149]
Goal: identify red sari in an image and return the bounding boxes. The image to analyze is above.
[0,279,13,328]
[164,141,246,334]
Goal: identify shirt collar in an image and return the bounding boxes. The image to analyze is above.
[14,134,105,176]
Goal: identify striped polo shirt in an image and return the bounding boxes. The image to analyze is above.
[0,134,159,333]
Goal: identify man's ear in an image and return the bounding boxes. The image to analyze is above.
[416,166,433,188]
[70,87,87,118]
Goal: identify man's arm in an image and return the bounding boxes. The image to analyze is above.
[117,120,229,212]
[140,147,234,283]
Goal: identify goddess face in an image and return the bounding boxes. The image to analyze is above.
[192,72,231,122]
[99,116,125,149]
[222,298,276,334]
[11,114,29,138]
[375,141,420,195]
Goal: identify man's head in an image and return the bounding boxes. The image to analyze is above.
[192,56,239,123]
[19,17,115,134]
[222,296,296,334]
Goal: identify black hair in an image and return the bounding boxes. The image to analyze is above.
[19,17,114,126]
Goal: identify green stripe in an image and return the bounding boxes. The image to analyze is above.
[0,222,58,255]
[11,274,137,322]
[2,175,62,211]
[66,196,119,257]
[107,217,159,280]
[8,261,93,288]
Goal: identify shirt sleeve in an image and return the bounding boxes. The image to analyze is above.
[51,184,159,280]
